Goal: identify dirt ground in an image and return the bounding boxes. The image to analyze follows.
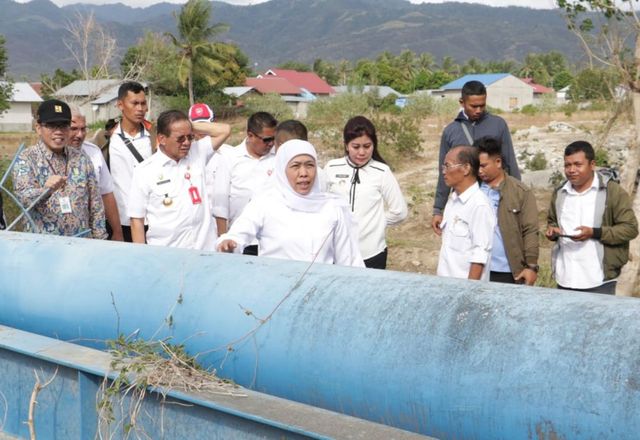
[0,110,632,286]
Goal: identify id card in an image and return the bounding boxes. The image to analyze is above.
[59,196,72,214]
[189,186,202,205]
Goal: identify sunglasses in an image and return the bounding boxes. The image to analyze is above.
[174,134,195,144]
[251,132,275,144]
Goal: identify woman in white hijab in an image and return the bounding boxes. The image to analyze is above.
[216,140,364,267]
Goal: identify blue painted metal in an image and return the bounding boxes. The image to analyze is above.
[0,324,427,439]
[0,232,639,439]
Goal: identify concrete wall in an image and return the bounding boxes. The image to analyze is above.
[0,102,34,132]
[487,76,533,111]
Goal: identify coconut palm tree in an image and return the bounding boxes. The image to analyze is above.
[165,0,230,105]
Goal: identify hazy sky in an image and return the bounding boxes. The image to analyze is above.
[34,0,560,10]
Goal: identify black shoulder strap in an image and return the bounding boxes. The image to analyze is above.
[0,192,5,230]
[118,133,145,163]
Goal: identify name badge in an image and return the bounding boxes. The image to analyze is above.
[336,174,350,178]
[189,186,202,205]
[59,196,72,214]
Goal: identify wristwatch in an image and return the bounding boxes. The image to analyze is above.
[526,264,539,273]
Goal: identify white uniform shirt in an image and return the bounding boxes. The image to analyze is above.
[203,141,234,219]
[213,139,275,224]
[555,176,605,289]
[110,123,153,226]
[437,182,495,281]
[325,157,408,259]
[128,141,216,250]
[81,141,114,196]
[217,189,364,267]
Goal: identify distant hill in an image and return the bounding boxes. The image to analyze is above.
[0,0,583,79]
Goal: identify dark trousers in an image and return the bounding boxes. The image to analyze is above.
[364,248,387,269]
[121,225,148,243]
[243,245,259,256]
[490,271,516,284]
[558,281,617,295]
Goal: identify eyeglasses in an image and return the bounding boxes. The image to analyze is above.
[41,122,70,131]
[174,134,195,144]
[441,163,465,172]
[251,132,275,144]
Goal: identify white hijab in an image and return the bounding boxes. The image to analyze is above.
[275,139,338,213]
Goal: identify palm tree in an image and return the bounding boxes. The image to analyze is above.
[165,0,230,105]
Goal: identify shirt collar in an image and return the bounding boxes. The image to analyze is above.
[562,173,598,195]
[117,122,147,140]
[452,181,480,204]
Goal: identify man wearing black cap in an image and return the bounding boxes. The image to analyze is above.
[11,99,107,238]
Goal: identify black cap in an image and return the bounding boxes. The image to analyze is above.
[37,99,71,124]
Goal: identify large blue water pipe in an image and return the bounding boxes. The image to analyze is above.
[0,231,638,439]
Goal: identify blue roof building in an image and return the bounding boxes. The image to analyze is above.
[439,73,535,111]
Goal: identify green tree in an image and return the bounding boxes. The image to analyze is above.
[0,35,11,113]
[277,61,311,72]
[166,0,232,105]
[40,68,81,98]
[569,67,618,101]
[558,0,640,295]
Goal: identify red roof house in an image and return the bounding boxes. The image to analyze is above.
[245,77,302,95]
[261,69,335,95]
[520,78,554,95]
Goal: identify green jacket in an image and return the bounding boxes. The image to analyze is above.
[548,171,638,281]
[492,174,540,277]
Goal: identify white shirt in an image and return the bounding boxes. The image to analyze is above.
[325,157,408,259]
[81,141,114,196]
[110,123,153,226]
[437,182,495,281]
[128,140,216,250]
[213,139,275,224]
[554,176,605,288]
[203,141,234,219]
[217,189,364,267]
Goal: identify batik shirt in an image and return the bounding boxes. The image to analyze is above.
[12,141,107,239]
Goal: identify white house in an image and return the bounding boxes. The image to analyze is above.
[54,80,152,124]
[440,73,534,111]
[0,82,42,132]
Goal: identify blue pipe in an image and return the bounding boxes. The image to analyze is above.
[0,231,639,439]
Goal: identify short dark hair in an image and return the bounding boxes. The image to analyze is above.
[118,81,146,100]
[247,112,277,134]
[455,145,480,178]
[105,118,118,132]
[343,115,386,164]
[474,136,502,159]
[565,140,595,162]
[157,110,190,137]
[276,120,308,142]
[461,80,486,99]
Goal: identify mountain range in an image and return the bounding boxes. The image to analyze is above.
[0,0,583,79]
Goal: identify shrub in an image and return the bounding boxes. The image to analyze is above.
[373,115,423,167]
[594,148,609,167]
[526,152,547,171]
[548,170,564,187]
[519,104,539,116]
[242,93,294,121]
[403,94,436,120]
[560,102,577,117]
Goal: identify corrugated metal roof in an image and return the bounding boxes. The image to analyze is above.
[223,86,255,97]
[441,73,511,90]
[333,85,405,98]
[264,69,334,94]
[1,82,43,102]
[54,79,121,97]
[246,77,302,95]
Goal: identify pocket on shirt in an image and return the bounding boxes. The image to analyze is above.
[448,218,471,252]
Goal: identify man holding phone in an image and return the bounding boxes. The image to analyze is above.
[546,141,638,294]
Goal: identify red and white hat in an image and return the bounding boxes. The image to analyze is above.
[188,103,215,122]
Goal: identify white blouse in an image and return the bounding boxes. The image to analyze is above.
[217,189,365,267]
[325,157,407,259]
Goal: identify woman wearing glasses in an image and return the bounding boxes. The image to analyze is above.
[217,139,364,267]
[324,116,408,269]
[128,109,230,250]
